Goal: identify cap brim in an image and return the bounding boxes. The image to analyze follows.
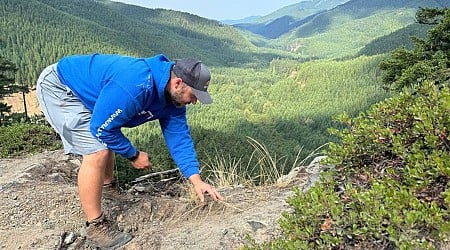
[191,88,212,104]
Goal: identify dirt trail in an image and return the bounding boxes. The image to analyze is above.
[0,150,312,249]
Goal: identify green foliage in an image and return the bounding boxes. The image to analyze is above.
[358,23,431,56]
[244,7,450,250]
[117,55,387,183]
[244,82,450,250]
[0,0,298,87]
[0,55,19,125]
[327,81,450,195]
[380,8,450,91]
[326,82,450,248]
[0,122,61,157]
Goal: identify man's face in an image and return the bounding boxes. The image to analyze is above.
[168,83,198,108]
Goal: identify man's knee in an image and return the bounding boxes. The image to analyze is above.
[82,149,112,166]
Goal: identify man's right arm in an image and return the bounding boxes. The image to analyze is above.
[89,81,140,159]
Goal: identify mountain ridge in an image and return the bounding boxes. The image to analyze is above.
[1,0,449,86]
[232,0,349,39]
[273,0,450,58]
[235,0,449,40]
[0,0,297,86]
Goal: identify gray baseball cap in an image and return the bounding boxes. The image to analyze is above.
[173,58,212,104]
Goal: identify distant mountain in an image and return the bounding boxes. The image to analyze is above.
[233,0,350,39]
[358,23,432,56]
[234,0,449,59]
[221,16,260,25]
[274,0,450,58]
[0,0,297,86]
[252,0,351,24]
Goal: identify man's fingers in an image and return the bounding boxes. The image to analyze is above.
[214,190,224,201]
[197,191,205,202]
[211,189,224,201]
[203,188,224,201]
[193,181,223,202]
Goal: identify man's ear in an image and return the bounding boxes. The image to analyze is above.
[173,77,184,90]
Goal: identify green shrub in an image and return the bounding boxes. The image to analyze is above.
[244,82,450,250]
[244,8,450,250]
[0,122,62,157]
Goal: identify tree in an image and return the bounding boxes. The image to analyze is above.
[380,8,450,91]
[0,56,19,125]
[416,7,446,24]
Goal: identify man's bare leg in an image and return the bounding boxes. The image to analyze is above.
[79,149,132,248]
[78,149,112,221]
[103,152,115,185]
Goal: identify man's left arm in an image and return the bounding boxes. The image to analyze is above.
[159,109,199,177]
[159,110,223,201]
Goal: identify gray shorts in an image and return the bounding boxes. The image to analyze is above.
[36,63,107,156]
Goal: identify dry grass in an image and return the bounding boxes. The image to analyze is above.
[203,137,328,188]
[168,137,329,223]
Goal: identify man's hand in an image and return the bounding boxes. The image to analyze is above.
[131,151,151,169]
[188,174,224,202]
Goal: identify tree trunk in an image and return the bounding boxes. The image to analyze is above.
[21,82,29,122]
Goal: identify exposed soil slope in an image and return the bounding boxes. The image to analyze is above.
[0,150,313,250]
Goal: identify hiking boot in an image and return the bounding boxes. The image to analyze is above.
[102,181,137,202]
[86,213,132,249]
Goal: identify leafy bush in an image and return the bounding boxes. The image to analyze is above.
[326,82,450,248]
[243,8,450,250]
[243,81,450,250]
[0,122,62,157]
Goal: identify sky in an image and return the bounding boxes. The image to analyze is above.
[112,0,302,20]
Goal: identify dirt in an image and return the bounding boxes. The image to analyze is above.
[0,150,315,250]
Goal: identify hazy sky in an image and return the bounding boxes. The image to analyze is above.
[112,0,301,20]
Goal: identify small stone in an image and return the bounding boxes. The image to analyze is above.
[247,220,266,232]
[48,173,65,182]
[63,232,76,245]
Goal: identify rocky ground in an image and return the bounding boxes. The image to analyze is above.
[0,150,319,250]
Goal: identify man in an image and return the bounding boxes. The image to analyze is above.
[36,53,224,249]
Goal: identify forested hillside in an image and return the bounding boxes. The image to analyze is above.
[2,0,446,86]
[235,0,450,59]
[358,22,431,56]
[233,0,349,39]
[0,0,296,86]
[119,55,388,182]
[277,0,450,58]
[0,0,421,184]
[1,3,448,249]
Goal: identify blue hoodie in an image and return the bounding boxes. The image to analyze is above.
[56,53,199,178]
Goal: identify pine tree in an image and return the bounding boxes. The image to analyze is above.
[0,56,19,125]
[380,8,450,91]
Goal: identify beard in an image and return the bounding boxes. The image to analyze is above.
[164,88,185,108]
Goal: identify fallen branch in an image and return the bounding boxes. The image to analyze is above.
[132,168,179,183]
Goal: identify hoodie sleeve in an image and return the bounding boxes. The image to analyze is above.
[89,81,141,158]
[159,108,200,178]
